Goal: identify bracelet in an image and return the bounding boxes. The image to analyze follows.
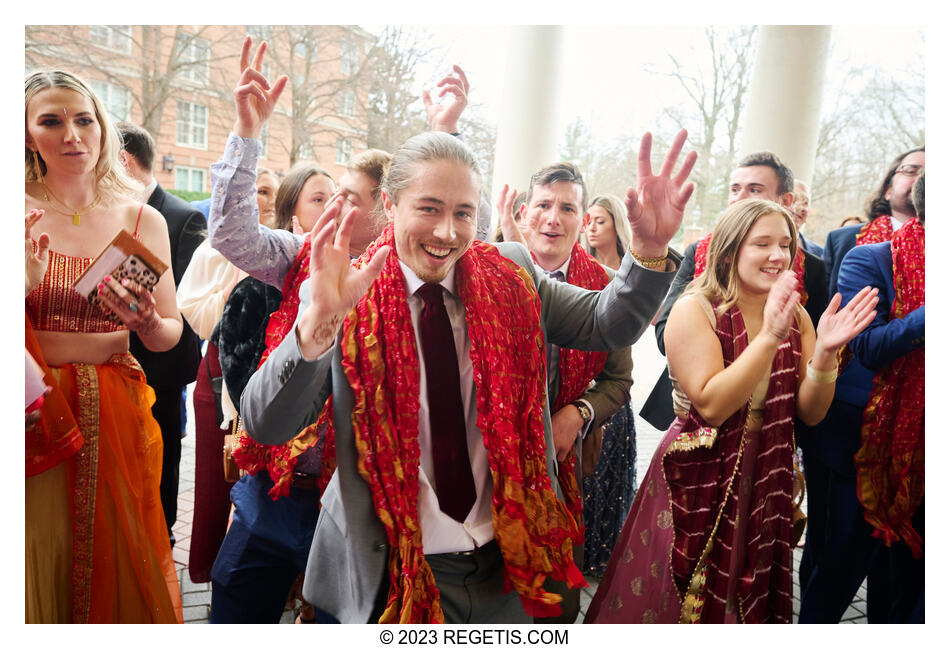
[630,248,669,269]
[806,359,838,383]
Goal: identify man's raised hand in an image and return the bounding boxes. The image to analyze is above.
[625,129,697,259]
[296,196,389,360]
[233,36,288,139]
[423,65,469,134]
[495,183,526,245]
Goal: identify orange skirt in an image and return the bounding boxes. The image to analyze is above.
[26,353,182,623]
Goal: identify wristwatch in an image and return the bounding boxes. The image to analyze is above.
[571,400,593,424]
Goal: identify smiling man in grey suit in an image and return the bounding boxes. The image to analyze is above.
[235,46,695,625]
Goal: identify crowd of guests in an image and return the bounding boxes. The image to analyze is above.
[25,35,924,624]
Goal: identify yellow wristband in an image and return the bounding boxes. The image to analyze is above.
[806,359,838,383]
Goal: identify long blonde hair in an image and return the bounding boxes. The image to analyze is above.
[684,198,798,315]
[25,70,141,203]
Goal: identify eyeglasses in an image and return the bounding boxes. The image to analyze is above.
[895,164,924,177]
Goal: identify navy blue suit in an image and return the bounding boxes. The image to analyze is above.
[799,232,823,257]
[798,241,924,623]
[822,224,864,297]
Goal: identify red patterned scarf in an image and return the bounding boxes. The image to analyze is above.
[694,232,808,307]
[667,301,800,623]
[552,243,609,524]
[856,214,895,246]
[344,224,584,623]
[232,234,336,498]
[855,218,925,557]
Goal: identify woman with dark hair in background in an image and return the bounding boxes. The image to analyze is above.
[208,163,339,624]
[25,70,182,623]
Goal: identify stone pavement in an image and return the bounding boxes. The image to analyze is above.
[172,326,867,624]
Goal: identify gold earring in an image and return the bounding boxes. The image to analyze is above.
[32,149,43,181]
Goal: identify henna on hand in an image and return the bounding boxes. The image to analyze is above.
[310,314,343,350]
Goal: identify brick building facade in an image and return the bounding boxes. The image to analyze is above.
[26,25,375,193]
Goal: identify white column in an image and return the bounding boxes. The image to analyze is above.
[740,26,832,186]
[490,26,564,229]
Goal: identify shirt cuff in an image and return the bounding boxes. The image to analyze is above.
[224,132,263,168]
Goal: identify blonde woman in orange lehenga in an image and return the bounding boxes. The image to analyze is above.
[25,70,182,623]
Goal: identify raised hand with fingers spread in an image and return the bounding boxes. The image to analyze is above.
[423,65,469,134]
[296,195,390,360]
[495,183,525,245]
[625,129,698,259]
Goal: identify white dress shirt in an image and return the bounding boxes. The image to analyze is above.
[397,262,495,554]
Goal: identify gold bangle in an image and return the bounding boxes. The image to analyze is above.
[806,359,838,383]
[630,248,669,269]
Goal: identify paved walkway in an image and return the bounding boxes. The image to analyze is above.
[172,326,867,623]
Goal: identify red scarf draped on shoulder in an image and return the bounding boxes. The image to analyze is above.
[345,224,584,623]
[232,234,336,499]
[695,233,808,306]
[552,243,609,524]
[855,218,925,557]
[856,214,895,246]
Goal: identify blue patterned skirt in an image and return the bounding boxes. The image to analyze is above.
[582,403,637,577]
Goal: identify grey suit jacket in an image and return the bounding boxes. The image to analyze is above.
[241,241,676,623]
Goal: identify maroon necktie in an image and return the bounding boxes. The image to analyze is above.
[417,283,477,523]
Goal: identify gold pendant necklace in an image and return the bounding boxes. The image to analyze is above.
[41,185,100,226]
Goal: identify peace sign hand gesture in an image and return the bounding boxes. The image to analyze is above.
[233,36,288,139]
[625,129,697,259]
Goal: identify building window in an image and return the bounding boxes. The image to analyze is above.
[335,138,353,165]
[340,39,359,76]
[339,90,356,117]
[90,80,130,122]
[260,122,269,158]
[176,33,211,84]
[90,26,132,54]
[294,38,318,62]
[176,101,208,149]
[175,166,206,192]
[298,137,313,160]
[247,25,270,41]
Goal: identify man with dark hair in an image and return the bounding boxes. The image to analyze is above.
[799,161,925,624]
[641,151,828,431]
[515,161,634,622]
[823,146,924,296]
[118,121,206,545]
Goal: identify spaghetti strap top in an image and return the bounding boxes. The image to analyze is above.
[669,294,770,418]
[26,205,145,334]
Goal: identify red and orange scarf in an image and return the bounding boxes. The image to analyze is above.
[855,218,925,557]
[343,224,583,622]
[855,214,895,246]
[550,243,609,525]
[232,234,336,499]
[694,232,808,307]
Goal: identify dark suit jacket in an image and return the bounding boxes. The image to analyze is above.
[822,223,864,298]
[128,183,207,390]
[800,241,925,475]
[799,232,823,258]
[241,243,677,623]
